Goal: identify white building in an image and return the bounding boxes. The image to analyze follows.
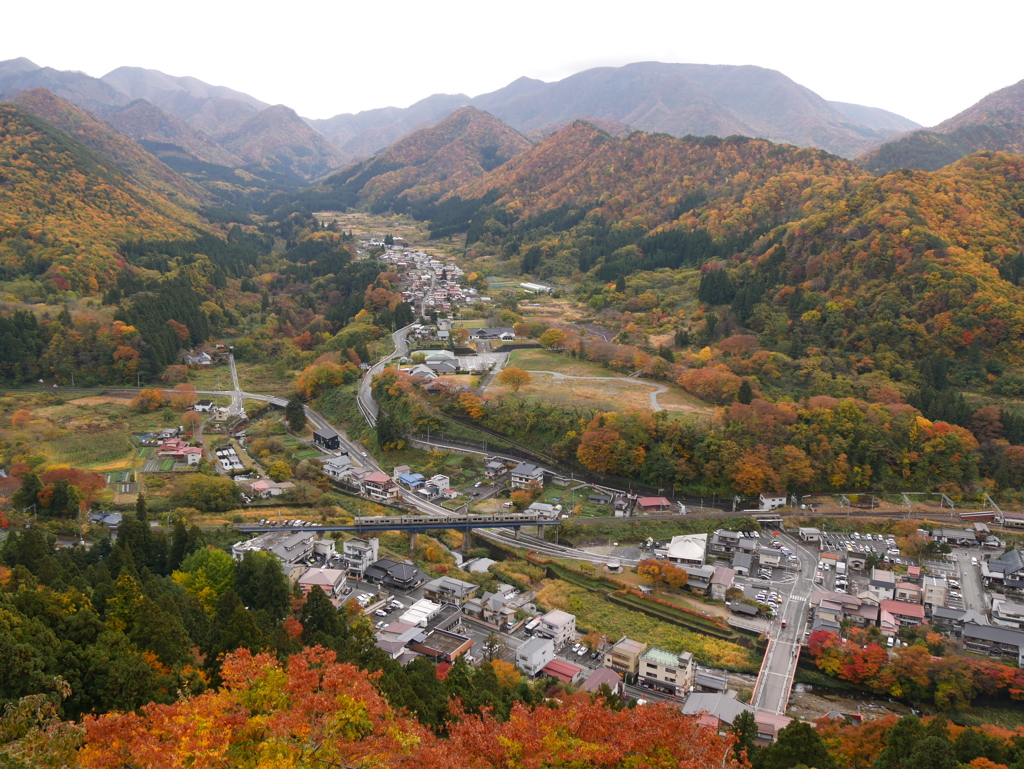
[665,533,707,567]
[343,537,379,578]
[537,609,576,648]
[516,636,555,676]
[510,462,545,489]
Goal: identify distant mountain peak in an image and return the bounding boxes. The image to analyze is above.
[857,79,1024,174]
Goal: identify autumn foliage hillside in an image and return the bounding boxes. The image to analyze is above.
[6,88,209,206]
[859,78,1024,173]
[431,122,866,278]
[745,152,1024,363]
[77,646,739,769]
[285,106,532,214]
[0,105,200,292]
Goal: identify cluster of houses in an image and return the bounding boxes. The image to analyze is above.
[800,521,1024,667]
[598,636,791,742]
[376,246,474,314]
[182,343,232,367]
[215,446,245,472]
[149,428,203,466]
[320,456,401,504]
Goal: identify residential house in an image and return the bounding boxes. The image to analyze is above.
[580,668,624,696]
[297,567,346,597]
[409,629,473,663]
[422,576,478,606]
[682,565,716,595]
[931,528,975,547]
[397,472,425,488]
[991,598,1024,630]
[665,533,707,567]
[526,502,559,518]
[342,537,379,578]
[635,496,671,513]
[537,609,576,647]
[708,531,759,557]
[692,670,729,693]
[313,427,341,451]
[510,462,545,489]
[931,606,968,635]
[758,547,782,567]
[732,552,752,576]
[880,599,925,627]
[463,591,516,628]
[962,622,1024,666]
[250,480,295,498]
[516,636,555,676]
[709,567,736,601]
[895,582,922,604]
[540,659,585,684]
[923,575,947,610]
[391,465,411,481]
[603,637,647,679]
[638,647,694,696]
[193,400,215,412]
[364,558,421,590]
[759,493,787,510]
[484,460,507,479]
[868,569,897,602]
[322,455,354,481]
[982,549,1024,594]
[361,471,398,503]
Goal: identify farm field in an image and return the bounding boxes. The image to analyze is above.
[506,349,628,377]
[489,349,712,415]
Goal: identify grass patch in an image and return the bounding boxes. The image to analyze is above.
[51,432,134,467]
[508,349,626,377]
[534,579,757,672]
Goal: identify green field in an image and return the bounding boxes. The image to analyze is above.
[51,432,134,467]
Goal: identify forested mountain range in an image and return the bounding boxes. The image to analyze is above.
[313,62,921,159]
[1,57,923,183]
[0,104,200,293]
[857,78,1024,173]
[280,107,532,215]
[7,88,209,206]
[1,60,346,186]
[411,119,1024,377]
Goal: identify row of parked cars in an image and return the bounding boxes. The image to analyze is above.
[755,589,782,615]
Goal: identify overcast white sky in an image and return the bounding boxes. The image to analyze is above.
[6,0,1023,127]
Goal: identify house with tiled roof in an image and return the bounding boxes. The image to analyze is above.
[361,471,398,503]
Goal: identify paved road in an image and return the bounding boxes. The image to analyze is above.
[955,550,987,614]
[357,323,416,426]
[226,354,243,415]
[750,532,819,715]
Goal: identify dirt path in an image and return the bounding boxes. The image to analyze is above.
[529,370,670,411]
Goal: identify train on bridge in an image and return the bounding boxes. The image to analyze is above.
[350,510,560,528]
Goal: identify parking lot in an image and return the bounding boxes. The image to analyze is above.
[819,531,911,565]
